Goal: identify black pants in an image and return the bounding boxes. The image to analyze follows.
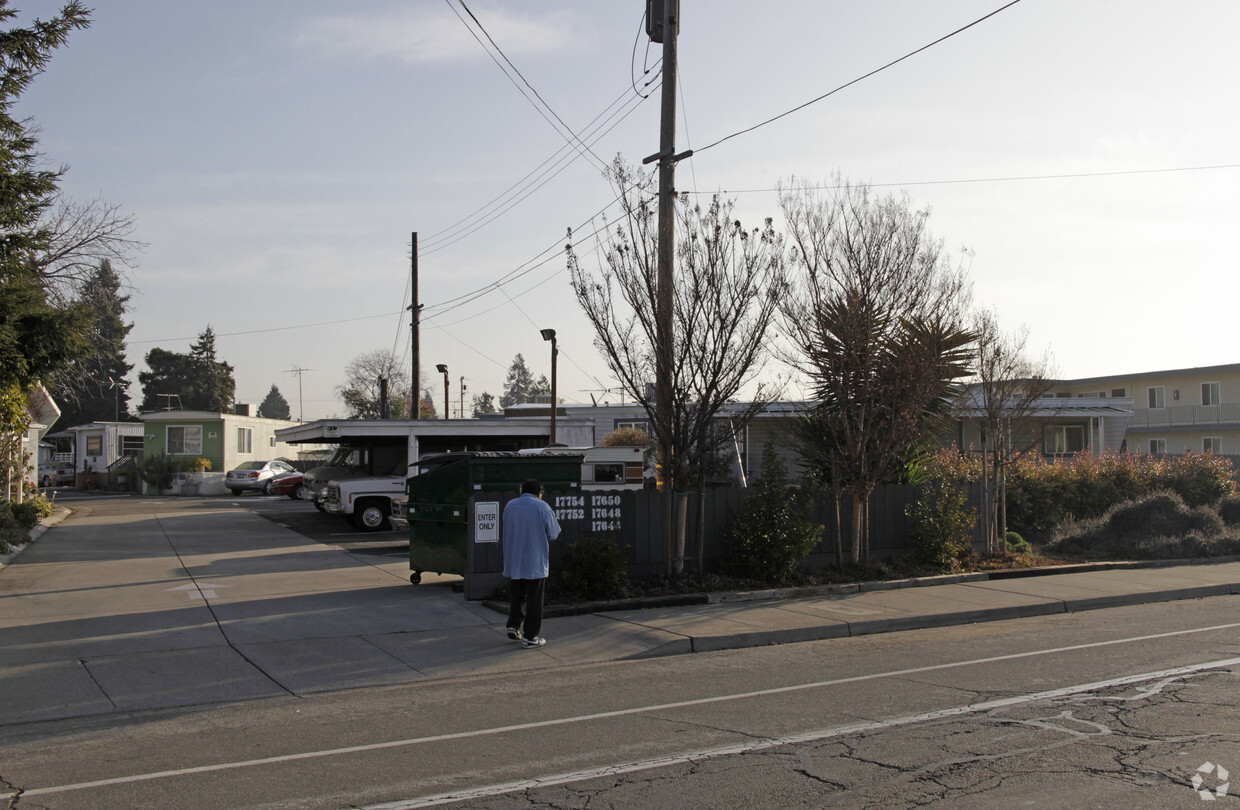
[507,578,546,639]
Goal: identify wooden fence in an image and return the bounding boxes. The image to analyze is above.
[469,482,985,582]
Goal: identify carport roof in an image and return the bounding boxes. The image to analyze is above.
[275,417,596,445]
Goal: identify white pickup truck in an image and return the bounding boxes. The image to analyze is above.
[323,474,407,531]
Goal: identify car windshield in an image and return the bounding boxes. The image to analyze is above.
[235,462,265,471]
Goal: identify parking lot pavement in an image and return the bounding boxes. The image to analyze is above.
[0,496,497,724]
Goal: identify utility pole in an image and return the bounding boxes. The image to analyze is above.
[459,376,466,419]
[409,232,422,420]
[643,0,688,575]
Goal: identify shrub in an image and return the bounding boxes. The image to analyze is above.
[184,457,213,473]
[1218,495,1240,526]
[0,503,27,552]
[906,479,976,570]
[552,531,628,601]
[601,427,651,447]
[1153,453,1234,508]
[6,500,43,531]
[1048,491,1240,559]
[1004,451,1236,541]
[1005,531,1031,554]
[723,443,824,583]
[139,453,176,490]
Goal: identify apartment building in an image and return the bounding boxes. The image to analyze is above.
[1054,363,1240,455]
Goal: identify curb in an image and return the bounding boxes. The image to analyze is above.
[677,583,1240,654]
[484,554,1240,618]
[0,506,70,570]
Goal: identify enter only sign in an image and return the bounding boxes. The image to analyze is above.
[475,501,499,543]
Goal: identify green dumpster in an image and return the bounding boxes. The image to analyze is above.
[407,452,582,587]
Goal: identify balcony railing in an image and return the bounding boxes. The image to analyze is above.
[1127,402,1240,428]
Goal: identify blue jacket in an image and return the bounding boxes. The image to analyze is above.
[502,493,562,580]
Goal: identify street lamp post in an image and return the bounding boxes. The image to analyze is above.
[435,364,450,420]
[540,328,558,445]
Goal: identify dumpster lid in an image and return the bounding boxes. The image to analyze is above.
[410,450,585,476]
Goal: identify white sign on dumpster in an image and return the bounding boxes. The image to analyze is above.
[475,501,500,543]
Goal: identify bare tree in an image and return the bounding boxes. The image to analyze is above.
[336,350,411,419]
[569,159,788,573]
[966,309,1058,552]
[780,177,974,565]
[34,195,142,305]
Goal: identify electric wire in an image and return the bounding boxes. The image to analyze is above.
[694,0,1024,156]
[417,81,658,257]
[131,311,405,346]
[687,163,1240,197]
[452,0,611,173]
[416,81,650,253]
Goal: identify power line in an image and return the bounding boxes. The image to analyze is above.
[450,0,610,174]
[133,158,1235,350]
[695,0,1024,156]
[130,310,404,345]
[417,84,656,257]
[687,163,1240,196]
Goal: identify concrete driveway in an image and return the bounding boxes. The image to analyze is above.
[0,496,499,724]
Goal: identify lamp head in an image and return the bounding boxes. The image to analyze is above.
[540,328,556,342]
[436,364,448,374]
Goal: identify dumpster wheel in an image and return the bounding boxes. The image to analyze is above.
[410,571,422,585]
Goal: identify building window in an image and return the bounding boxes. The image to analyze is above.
[269,436,276,448]
[85,435,103,456]
[119,435,143,456]
[615,420,650,434]
[1149,438,1167,455]
[592,463,625,484]
[1111,388,1126,398]
[167,425,203,455]
[1202,382,1221,407]
[1147,387,1165,409]
[1044,425,1086,454]
[1204,437,1222,454]
[237,427,253,454]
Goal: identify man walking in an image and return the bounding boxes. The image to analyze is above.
[502,479,561,648]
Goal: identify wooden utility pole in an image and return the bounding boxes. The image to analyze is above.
[644,0,687,575]
[409,232,422,420]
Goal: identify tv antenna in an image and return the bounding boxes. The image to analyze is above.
[285,366,314,422]
[157,393,182,411]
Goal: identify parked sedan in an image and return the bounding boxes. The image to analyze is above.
[266,470,307,499]
[38,462,74,487]
[225,460,295,495]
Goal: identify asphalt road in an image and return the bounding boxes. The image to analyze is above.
[3,591,1237,808]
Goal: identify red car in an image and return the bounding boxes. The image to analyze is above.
[267,470,307,499]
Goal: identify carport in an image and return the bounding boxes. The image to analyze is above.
[275,416,599,471]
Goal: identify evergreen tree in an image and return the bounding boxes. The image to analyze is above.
[187,326,235,412]
[530,374,552,402]
[137,326,236,412]
[257,384,291,420]
[500,353,535,408]
[50,259,134,425]
[470,392,497,416]
[0,2,94,391]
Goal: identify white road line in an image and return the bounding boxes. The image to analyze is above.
[368,656,1240,809]
[16,621,1240,799]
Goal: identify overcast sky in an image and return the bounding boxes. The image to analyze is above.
[16,1,1240,420]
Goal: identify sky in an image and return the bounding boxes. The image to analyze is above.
[14,0,1240,421]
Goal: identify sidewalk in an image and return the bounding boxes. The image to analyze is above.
[2,501,1238,727]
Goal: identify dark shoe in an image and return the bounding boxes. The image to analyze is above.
[506,627,523,641]
[522,636,546,648]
